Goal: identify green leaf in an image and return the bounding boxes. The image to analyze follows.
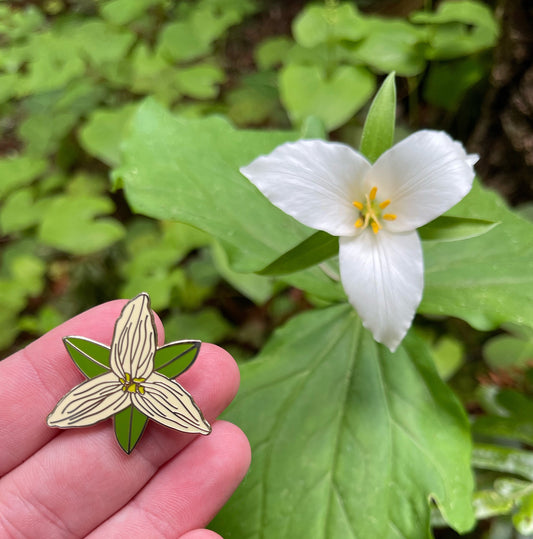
[411,0,499,60]
[79,104,138,167]
[254,36,293,70]
[153,341,201,379]
[483,324,533,370]
[359,72,396,163]
[279,63,375,131]
[421,181,533,330]
[114,405,149,454]
[300,115,327,140]
[39,193,125,255]
[473,443,533,481]
[0,154,47,201]
[164,309,232,344]
[423,57,489,111]
[0,188,49,234]
[211,305,474,537]
[513,491,533,535]
[258,231,338,276]
[292,3,365,48]
[351,17,427,76]
[175,62,225,99]
[100,0,164,25]
[418,215,498,242]
[115,98,311,273]
[63,337,110,378]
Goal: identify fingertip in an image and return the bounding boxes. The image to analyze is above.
[180,531,223,539]
[213,420,252,479]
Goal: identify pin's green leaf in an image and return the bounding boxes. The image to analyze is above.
[63,337,110,378]
[114,405,149,454]
[154,340,201,379]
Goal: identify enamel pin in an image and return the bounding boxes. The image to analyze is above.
[47,293,211,453]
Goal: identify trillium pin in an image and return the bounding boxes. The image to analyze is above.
[47,293,211,453]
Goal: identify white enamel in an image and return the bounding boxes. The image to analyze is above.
[109,293,155,380]
[133,372,211,434]
[47,372,130,427]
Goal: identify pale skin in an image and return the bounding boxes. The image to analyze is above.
[0,300,251,538]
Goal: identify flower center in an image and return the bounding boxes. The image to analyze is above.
[352,186,396,234]
[120,372,146,395]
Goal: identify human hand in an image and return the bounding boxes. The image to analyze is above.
[0,300,250,538]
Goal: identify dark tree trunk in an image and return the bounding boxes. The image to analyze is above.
[470,0,533,205]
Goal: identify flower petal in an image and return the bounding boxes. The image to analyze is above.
[47,372,130,428]
[132,372,211,434]
[240,139,371,236]
[363,130,478,231]
[339,230,423,352]
[110,293,156,380]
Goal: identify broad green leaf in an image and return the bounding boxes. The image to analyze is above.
[39,193,125,255]
[351,17,427,76]
[226,73,279,126]
[254,36,293,70]
[63,337,110,378]
[211,242,274,305]
[513,492,533,535]
[280,63,375,131]
[100,0,164,25]
[114,405,148,454]
[64,20,135,68]
[175,63,225,99]
[411,0,499,60]
[153,341,201,379]
[258,231,338,276]
[115,98,310,273]
[211,305,474,538]
[418,215,498,242]
[473,444,533,481]
[292,3,365,48]
[423,57,489,111]
[360,72,396,163]
[79,104,138,167]
[0,188,49,233]
[483,323,533,370]
[421,181,533,330]
[164,309,232,344]
[0,154,47,200]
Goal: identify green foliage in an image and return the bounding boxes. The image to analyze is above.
[2,0,531,537]
[212,306,474,537]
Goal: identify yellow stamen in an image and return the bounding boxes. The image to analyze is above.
[133,377,146,383]
[371,221,380,234]
[383,214,397,221]
[125,373,131,383]
[127,384,137,393]
[352,200,364,210]
[122,386,126,392]
[379,199,390,209]
[355,218,364,228]
[138,386,145,395]
[369,186,378,201]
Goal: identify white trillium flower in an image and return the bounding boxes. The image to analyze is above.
[241,131,478,352]
[47,294,211,434]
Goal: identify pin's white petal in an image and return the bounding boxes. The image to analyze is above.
[240,139,371,236]
[339,230,424,352]
[110,293,156,380]
[47,372,130,428]
[132,372,211,434]
[363,130,478,232]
